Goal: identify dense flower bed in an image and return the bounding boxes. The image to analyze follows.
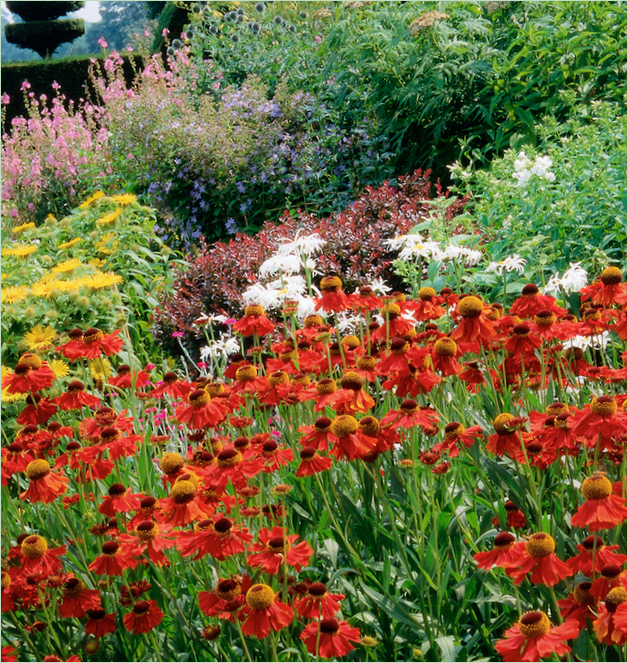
[1,239,625,661]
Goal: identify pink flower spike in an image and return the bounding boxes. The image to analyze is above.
[98,37,108,48]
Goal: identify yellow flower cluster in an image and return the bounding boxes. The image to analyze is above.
[1,245,38,258]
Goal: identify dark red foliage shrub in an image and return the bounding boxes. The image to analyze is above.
[152,169,467,356]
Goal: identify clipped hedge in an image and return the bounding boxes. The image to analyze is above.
[1,53,143,125]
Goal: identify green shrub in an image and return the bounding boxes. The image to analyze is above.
[321,1,627,180]
[450,100,627,288]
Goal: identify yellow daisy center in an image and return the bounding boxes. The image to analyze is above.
[581,474,613,500]
[518,611,551,639]
[525,533,555,558]
[246,584,276,610]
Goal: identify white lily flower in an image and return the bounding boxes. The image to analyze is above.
[275,232,326,257]
[569,332,612,350]
[486,254,526,276]
[368,277,392,295]
[258,253,303,278]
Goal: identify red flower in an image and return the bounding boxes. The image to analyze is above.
[150,371,193,399]
[380,399,439,432]
[98,483,143,518]
[570,473,627,531]
[118,520,176,566]
[567,535,627,576]
[88,540,138,576]
[580,266,627,308]
[53,380,100,411]
[59,577,101,618]
[294,582,345,619]
[98,427,142,462]
[431,337,463,376]
[349,286,383,311]
[510,284,567,319]
[80,407,134,440]
[314,275,351,314]
[77,327,124,360]
[233,304,276,336]
[433,422,483,458]
[495,611,580,662]
[247,526,313,574]
[108,364,151,389]
[449,296,496,348]
[593,586,627,645]
[328,415,376,461]
[175,388,228,429]
[175,516,251,561]
[1,645,17,661]
[160,479,214,527]
[18,535,66,576]
[2,360,55,395]
[258,439,294,473]
[570,396,626,451]
[474,532,519,570]
[486,414,531,460]
[301,618,361,659]
[408,287,446,321]
[198,575,250,621]
[296,446,333,477]
[85,608,117,638]
[20,460,69,504]
[298,416,335,451]
[16,394,58,426]
[239,584,293,639]
[123,599,164,635]
[202,447,265,490]
[503,532,573,586]
[371,303,414,341]
[503,322,542,357]
[557,582,597,629]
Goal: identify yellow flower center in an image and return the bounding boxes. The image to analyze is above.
[160,452,184,475]
[342,335,361,350]
[573,582,595,606]
[135,520,159,541]
[170,480,197,504]
[236,365,258,382]
[62,578,85,597]
[268,371,289,388]
[518,611,551,639]
[188,389,211,408]
[457,296,483,318]
[19,352,43,370]
[357,355,377,370]
[341,371,363,391]
[493,413,515,435]
[316,379,337,396]
[304,314,323,328]
[83,328,104,344]
[244,304,265,317]
[1,572,11,590]
[216,578,241,601]
[359,416,380,437]
[525,533,555,558]
[581,474,613,500]
[534,310,556,327]
[444,422,465,438]
[25,459,51,480]
[590,396,618,416]
[21,535,48,559]
[382,302,401,318]
[434,338,457,356]
[206,382,226,398]
[246,584,276,610]
[217,449,243,468]
[331,415,359,438]
[605,587,627,612]
[600,266,623,286]
[320,275,342,292]
[418,287,436,300]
